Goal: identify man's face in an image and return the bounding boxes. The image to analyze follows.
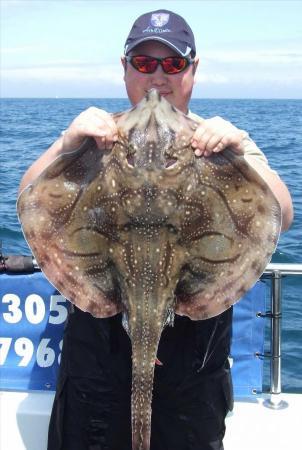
[121,41,199,113]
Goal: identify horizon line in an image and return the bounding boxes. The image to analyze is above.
[1,96,302,101]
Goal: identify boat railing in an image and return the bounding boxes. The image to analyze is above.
[261,263,302,409]
[1,252,302,408]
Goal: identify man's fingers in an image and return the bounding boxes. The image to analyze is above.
[191,126,207,149]
[192,129,217,154]
[212,142,224,153]
[95,135,114,151]
[94,110,117,136]
[192,130,223,156]
[88,110,118,141]
[63,107,118,152]
[204,135,223,153]
[192,118,249,157]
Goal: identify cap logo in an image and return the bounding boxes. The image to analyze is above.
[150,13,170,27]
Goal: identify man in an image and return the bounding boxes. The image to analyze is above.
[19,9,293,450]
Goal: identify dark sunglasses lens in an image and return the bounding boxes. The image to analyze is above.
[131,56,158,73]
[162,57,189,74]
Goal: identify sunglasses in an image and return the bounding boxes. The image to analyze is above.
[125,55,194,75]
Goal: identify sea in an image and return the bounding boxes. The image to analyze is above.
[0,97,301,393]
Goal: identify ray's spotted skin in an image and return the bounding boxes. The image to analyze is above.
[17,89,281,450]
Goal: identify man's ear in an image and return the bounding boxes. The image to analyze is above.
[192,56,199,76]
[121,56,127,82]
[121,56,127,73]
[121,55,127,81]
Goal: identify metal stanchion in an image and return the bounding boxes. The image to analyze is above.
[263,269,288,410]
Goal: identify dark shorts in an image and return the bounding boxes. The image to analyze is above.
[48,370,232,450]
[48,309,233,450]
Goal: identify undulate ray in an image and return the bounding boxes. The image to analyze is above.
[17,89,281,450]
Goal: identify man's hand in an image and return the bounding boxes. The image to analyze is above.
[62,107,118,152]
[191,116,248,157]
[18,108,118,193]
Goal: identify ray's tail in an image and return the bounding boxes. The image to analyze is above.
[131,357,155,450]
[129,314,164,450]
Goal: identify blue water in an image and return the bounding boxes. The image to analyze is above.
[1,98,301,392]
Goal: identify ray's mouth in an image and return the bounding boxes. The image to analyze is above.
[145,90,172,97]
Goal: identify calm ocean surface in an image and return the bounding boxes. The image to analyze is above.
[0,98,301,392]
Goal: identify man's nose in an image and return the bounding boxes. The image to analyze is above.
[150,65,167,84]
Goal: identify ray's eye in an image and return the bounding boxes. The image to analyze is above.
[167,224,178,234]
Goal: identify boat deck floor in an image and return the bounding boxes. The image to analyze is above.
[224,393,300,449]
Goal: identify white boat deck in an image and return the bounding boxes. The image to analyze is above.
[224,393,300,450]
[0,391,300,450]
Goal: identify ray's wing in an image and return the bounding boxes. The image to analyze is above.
[175,149,281,320]
[17,138,123,317]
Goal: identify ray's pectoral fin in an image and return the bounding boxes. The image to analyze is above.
[174,150,281,322]
[17,208,124,318]
[17,136,123,318]
[175,259,237,320]
[174,224,273,321]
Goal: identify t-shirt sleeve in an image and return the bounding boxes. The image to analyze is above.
[241,136,277,173]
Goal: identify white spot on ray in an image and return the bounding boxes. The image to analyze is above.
[64,181,77,191]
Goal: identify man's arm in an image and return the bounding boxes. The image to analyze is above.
[242,152,293,232]
[19,135,64,194]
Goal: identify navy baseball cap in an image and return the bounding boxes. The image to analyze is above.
[124,10,196,58]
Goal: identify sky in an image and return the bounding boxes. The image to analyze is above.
[1,0,302,99]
